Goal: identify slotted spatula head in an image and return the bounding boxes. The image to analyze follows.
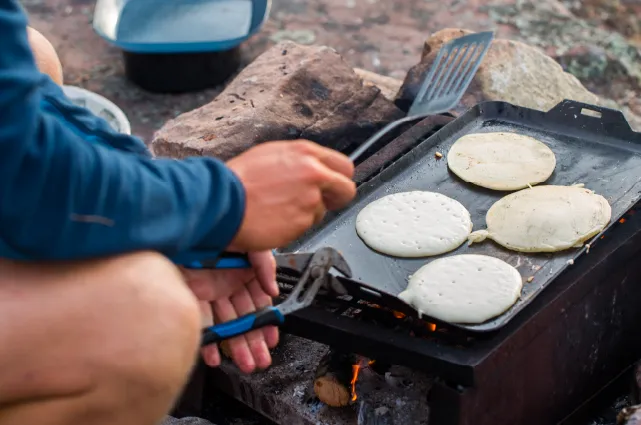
[408,31,494,117]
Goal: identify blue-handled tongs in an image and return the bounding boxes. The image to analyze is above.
[175,248,351,346]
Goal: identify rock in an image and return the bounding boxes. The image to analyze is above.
[354,68,403,101]
[421,28,473,59]
[485,0,641,130]
[151,41,404,161]
[560,0,641,47]
[396,28,599,115]
[597,97,641,132]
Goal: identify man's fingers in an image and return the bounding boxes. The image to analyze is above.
[313,203,327,225]
[246,278,280,350]
[198,300,214,327]
[296,142,357,210]
[319,170,357,211]
[312,144,355,179]
[185,268,253,301]
[230,285,272,370]
[212,297,255,373]
[199,301,221,367]
[248,251,278,298]
[201,343,221,367]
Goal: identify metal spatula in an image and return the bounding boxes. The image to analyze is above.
[349,31,494,162]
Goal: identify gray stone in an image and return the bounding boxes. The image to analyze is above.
[396,28,599,116]
[151,41,403,161]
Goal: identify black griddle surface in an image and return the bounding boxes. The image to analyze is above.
[284,100,641,332]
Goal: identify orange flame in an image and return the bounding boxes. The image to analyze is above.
[350,364,360,402]
[427,322,437,332]
[350,359,376,402]
[393,311,406,319]
[620,218,627,224]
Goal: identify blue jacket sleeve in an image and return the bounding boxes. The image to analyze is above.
[0,0,245,261]
[38,76,152,157]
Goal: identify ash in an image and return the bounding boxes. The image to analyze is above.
[210,334,433,425]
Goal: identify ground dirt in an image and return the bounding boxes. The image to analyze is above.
[24,0,641,141]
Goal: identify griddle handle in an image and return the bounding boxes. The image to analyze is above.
[546,100,639,139]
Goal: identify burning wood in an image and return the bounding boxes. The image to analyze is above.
[314,349,359,407]
[313,349,376,407]
[372,304,438,333]
[618,405,641,425]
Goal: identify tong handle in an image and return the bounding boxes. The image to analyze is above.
[171,251,251,269]
[201,306,285,345]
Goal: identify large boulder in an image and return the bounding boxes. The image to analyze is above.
[354,68,402,102]
[151,41,404,161]
[395,28,599,115]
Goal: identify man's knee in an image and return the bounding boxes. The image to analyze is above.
[84,252,203,423]
[97,251,202,372]
[0,252,202,424]
[83,251,202,398]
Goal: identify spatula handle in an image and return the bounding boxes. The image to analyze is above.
[349,115,426,162]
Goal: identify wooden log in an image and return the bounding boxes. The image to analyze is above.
[313,349,359,407]
[618,405,641,425]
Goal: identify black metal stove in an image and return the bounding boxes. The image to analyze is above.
[202,102,641,425]
[282,204,641,425]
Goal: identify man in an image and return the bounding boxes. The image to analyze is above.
[0,1,357,425]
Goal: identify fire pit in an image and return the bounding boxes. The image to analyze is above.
[200,101,641,425]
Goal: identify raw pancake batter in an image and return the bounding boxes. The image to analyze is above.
[356,191,473,257]
[398,254,523,324]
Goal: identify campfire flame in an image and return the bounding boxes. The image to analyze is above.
[391,310,437,331]
[350,364,360,402]
[350,359,376,402]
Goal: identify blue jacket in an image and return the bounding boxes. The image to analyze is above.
[0,0,245,261]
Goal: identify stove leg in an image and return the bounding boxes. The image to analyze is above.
[428,382,465,425]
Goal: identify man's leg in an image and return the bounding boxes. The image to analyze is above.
[0,252,202,425]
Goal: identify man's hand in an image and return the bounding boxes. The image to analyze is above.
[182,251,278,373]
[227,140,356,252]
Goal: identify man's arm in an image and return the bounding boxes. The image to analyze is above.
[38,76,152,156]
[0,0,244,260]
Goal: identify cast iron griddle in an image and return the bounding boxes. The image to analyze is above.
[284,100,641,332]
